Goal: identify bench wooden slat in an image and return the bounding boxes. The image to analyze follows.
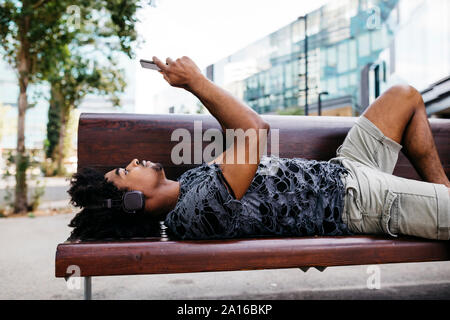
[55,236,450,277]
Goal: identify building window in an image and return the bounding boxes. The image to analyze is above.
[284,63,293,89]
[359,32,371,57]
[338,74,349,89]
[349,39,357,70]
[327,77,337,94]
[371,28,385,51]
[327,46,337,67]
[264,71,270,94]
[337,41,349,73]
[349,73,358,86]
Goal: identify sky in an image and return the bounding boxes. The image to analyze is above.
[134,0,331,113]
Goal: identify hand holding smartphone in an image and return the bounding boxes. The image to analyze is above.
[143,56,204,91]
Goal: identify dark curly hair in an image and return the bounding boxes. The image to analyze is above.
[67,167,160,241]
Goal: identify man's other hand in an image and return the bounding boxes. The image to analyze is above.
[152,56,204,91]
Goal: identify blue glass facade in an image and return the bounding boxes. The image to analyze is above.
[208,0,400,115]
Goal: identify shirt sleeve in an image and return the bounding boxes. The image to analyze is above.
[164,163,244,240]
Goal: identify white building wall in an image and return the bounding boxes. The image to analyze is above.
[392,0,450,90]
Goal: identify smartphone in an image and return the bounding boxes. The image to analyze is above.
[140,59,161,71]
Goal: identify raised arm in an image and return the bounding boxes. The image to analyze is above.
[153,56,270,199]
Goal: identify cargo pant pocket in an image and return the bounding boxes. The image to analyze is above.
[381,189,399,238]
[343,187,366,234]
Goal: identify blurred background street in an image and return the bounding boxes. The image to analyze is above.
[0,176,71,211]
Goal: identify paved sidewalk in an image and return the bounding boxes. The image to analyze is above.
[1,213,450,300]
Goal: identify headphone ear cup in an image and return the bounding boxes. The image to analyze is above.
[122,191,145,213]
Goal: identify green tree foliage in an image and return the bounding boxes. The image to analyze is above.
[0,0,143,212]
[44,55,126,176]
[45,96,60,159]
[43,1,141,176]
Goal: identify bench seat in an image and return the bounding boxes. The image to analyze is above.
[55,236,450,277]
[55,113,450,286]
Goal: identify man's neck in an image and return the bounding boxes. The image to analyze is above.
[150,179,180,220]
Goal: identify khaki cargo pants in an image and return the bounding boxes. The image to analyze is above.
[329,116,450,240]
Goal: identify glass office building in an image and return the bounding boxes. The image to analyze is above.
[207,0,449,116]
[374,0,450,117]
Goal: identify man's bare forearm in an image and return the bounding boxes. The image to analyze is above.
[152,55,268,131]
[188,75,268,131]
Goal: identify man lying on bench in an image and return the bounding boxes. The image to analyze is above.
[67,56,450,242]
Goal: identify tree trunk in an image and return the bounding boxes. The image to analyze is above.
[14,74,28,213]
[56,106,68,175]
[14,14,31,214]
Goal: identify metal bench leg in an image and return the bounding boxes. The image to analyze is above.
[299,266,328,273]
[84,277,92,300]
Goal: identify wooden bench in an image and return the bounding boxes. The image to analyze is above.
[55,113,450,299]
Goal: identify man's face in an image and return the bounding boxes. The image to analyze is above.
[105,159,165,201]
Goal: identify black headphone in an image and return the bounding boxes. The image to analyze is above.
[86,191,146,214]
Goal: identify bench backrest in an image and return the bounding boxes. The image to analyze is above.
[77,113,450,181]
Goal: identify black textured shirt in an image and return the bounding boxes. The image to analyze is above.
[164,155,352,240]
